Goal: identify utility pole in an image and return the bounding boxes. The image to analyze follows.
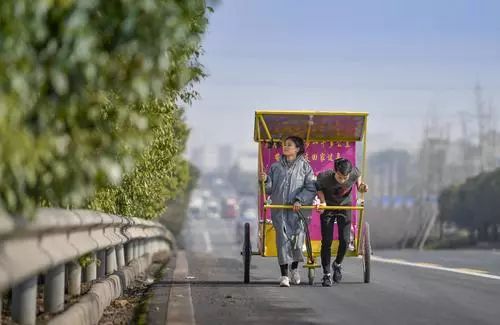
[459,111,474,180]
[414,111,450,249]
[486,99,497,169]
[412,119,431,249]
[474,83,496,172]
[476,83,485,172]
[489,100,499,168]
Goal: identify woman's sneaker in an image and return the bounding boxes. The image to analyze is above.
[321,274,332,287]
[290,269,301,285]
[279,276,290,287]
[332,262,342,283]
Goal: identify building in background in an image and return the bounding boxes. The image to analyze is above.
[217,144,234,173]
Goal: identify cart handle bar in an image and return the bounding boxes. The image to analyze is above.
[263,205,363,211]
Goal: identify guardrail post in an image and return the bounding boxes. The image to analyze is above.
[147,240,152,255]
[144,240,149,256]
[133,240,139,259]
[150,240,156,255]
[106,246,117,274]
[139,239,145,256]
[12,276,37,325]
[84,252,97,282]
[116,244,125,269]
[150,240,156,254]
[45,264,65,313]
[67,261,82,296]
[125,242,134,264]
[97,250,106,279]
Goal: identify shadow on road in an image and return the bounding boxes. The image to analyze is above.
[155,280,366,287]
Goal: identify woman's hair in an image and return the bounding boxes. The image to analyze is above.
[284,136,305,156]
[334,157,353,175]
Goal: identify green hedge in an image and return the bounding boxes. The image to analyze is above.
[0,0,211,218]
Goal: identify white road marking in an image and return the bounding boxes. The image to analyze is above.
[203,230,213,253]
[166,251,195,325]
[372,255,500,281]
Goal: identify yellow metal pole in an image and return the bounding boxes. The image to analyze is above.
[356,115,369,253]
[256,117,268,256]
[258,115,272,140]
[263,205,364,211]
[256,117,264,172]
[361,115,368,189]
[258,143,268,256]
[255,110,369,117]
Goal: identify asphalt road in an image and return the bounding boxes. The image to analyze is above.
[161,215,500,325]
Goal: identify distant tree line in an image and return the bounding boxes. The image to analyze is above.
[438,168,500,242]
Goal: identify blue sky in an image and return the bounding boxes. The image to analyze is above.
[187,0,500,157]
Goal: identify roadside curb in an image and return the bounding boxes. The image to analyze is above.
[146,251,195,325]
[145,254,177,325]
[49,247,171,325]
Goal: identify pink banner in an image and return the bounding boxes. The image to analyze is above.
[259,141,357,240]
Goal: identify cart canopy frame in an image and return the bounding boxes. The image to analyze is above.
[254,110,368,143]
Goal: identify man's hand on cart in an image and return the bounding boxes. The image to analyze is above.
[293,201,302,212]
[358,182,369,193]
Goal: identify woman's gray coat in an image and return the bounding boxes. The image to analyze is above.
[264,154,317,265]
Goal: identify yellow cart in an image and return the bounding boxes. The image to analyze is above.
[242,110,371,285]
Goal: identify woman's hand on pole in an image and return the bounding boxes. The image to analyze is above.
[260,172,267,182]
[315,202,326,213]
[293,201,302,212]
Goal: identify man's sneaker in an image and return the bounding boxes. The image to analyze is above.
[290,269,301,285]
[321,274,332,287]
[332,262,342,283]
[279,276,290,287]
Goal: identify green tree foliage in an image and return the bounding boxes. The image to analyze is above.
[89,104,192,219]
[0,0,210,217]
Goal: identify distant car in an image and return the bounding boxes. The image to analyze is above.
[235,208,258,249]
[206,200,221,219]
[188,206,201,219]
[221,198,240,219]
[188,196,203,219]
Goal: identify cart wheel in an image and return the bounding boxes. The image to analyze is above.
[308,268,315,285]
[243,222,251,283]
[362,222,371,283]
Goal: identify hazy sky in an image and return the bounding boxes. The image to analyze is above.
[186,0,500,159]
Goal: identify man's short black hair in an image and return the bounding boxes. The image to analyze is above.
[334,157,353,175]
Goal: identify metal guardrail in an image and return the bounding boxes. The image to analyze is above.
[0,208,174,325]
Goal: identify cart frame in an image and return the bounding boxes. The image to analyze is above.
[242,110,371,285]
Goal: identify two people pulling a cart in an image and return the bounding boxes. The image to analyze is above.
[260,136,369,287]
